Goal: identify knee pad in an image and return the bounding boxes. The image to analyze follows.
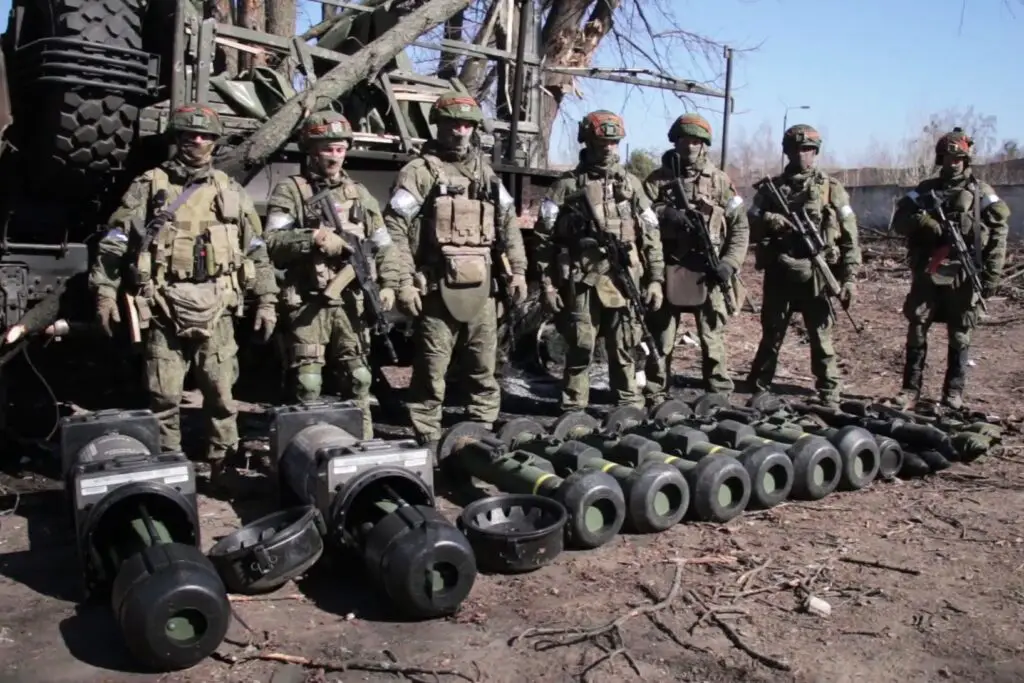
[295,364,323,398]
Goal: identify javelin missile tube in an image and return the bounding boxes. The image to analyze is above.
[497,418,689,533]
[643,400,844,501]
[439,422,626,549]
[550,410,752,523]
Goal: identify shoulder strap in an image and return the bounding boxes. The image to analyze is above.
[420,153,450,186]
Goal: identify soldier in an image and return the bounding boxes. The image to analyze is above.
[891,127,1010,410]
[382,91,528,451]
[90,104,279,482]
[534,110,664,411]
[264,112,402,438]
[745,124,860,407]
[642,113,748,401]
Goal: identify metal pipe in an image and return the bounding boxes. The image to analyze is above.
[506,0,531,164]
[720,46,733,169]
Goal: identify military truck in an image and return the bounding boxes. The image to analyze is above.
[0,0,732,434]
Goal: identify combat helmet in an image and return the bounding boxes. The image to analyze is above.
[934,127,973,165]
[577,110,626,143]
[167,104,223,138]
[429,91,484,125]
[668,113,712,144]
[300,111,353,146]
[782,124,821,152]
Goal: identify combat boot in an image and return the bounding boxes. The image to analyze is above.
[896,344,927,409]
[941,346,969,411]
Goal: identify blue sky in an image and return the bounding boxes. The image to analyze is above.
[3,0,1019,167]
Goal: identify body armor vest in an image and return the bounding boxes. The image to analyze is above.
[421,154,495,289]
[770,170,837,257]
[658,165,727,264]
[138,168,245,291]
[292,175,373,294]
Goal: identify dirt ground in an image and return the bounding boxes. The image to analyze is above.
[1,234,1024,683]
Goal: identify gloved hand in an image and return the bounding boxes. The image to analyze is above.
[917,214,943,239]
[764,212,794,233]
[839,281,856,311]
[379,287,395,311]
[541,286,563,313]
[253,302,277,342]
[644,281,663,311]
[397,285,422,317]
[823,245,840,265]
[97,294,120,337]
[981,281,996,299]
[510,274,528,305]
[313,227,349,257]
[661,206,687,228]
[708,261,735,286]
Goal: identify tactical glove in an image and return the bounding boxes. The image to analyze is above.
[541,286,563,313]
[510,274,528,305]
[823,245,840,265]
[917,214,943,239]
[96,295,120,337]
[644,281,664,312]
[397,285,422,317]
[708,262,735,286]
[253,302,277,343]
[661,206,688,228]
[313,227,349,257]
[763,212,793,233]
[839,281,856,311]
[379,287,395,312]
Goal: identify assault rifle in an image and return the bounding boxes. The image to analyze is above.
[566,187,660,361]
[754,176,864,334]
[308,187,398,364]
[927,189,988,313]
[663,152,741,315]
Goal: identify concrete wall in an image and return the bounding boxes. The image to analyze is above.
[846,184,1024,238]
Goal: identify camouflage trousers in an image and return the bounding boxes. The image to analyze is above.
[643,287,734,401]
[145,315,239,460]
[558,284,643,411]
[285,295,373,439]
[901,274,978,395]
[406,292,500,444]
[747,275,840,402]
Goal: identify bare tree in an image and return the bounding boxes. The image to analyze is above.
[238,0,268,69]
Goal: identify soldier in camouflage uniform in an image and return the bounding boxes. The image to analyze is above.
[745,124,860,406]
[642,113,749,401]
[382,91,528,450]
[891,127,1010,410]
[264,112,402,438]
[90,104,279,481]
[534,110,664,410]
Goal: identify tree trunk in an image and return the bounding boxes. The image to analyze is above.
[237,0,267,70]
[216,0,472,182]
[210,0,238,77]
[266,0,296,36]
[537,0,618,163]
[459,0,502,96]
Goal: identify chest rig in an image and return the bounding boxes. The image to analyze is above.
[771,170,839,257]
[922,179,984,282]
[137,168,245,291]
[421,153,496,282]
[292,175,373,295]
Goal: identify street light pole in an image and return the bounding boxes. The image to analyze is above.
[780,104,811,172]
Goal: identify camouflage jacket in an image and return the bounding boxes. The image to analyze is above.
[265,170,402,300]
[382,143,527,289]
[644,153,749,272]
[748,167,861,282]
[891,168,1009,288]
[89,159,278,302]
[533,161,665,290]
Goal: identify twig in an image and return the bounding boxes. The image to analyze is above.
[709,613,792,671]
[839,557,922,576]
[228,594,306,603]
[214,650,480,682]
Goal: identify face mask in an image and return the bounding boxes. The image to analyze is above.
[177,133,215,167]
[587,142,618,166]
[438,121,474,155]
[791,148,817,172]
[675,139,705,165]
[312,142,348,179]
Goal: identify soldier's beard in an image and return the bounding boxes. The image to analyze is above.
[179,140,215,167]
